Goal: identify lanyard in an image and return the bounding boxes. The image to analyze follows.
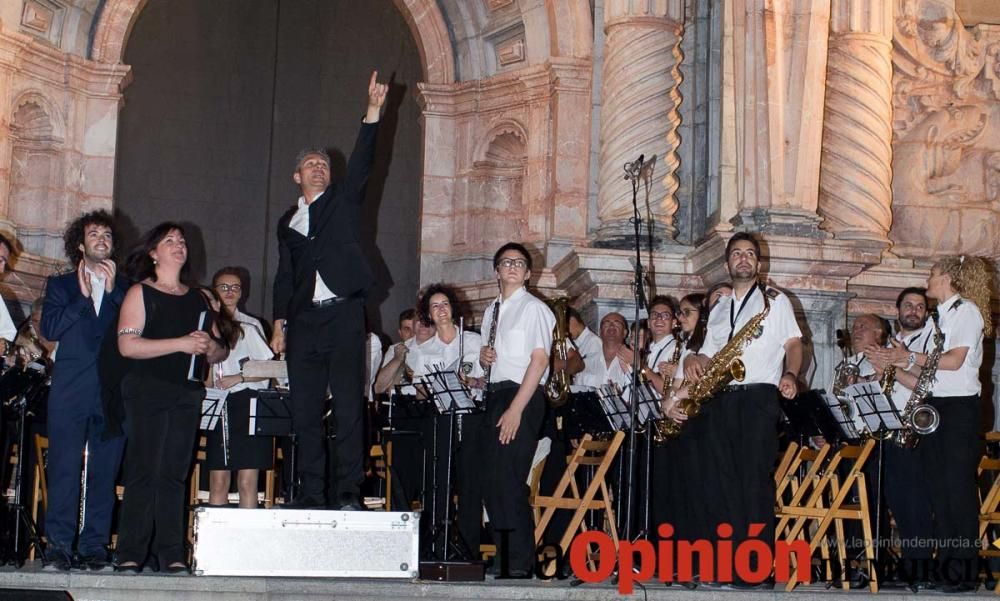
[649,337,673,368]
[729,285,758,341]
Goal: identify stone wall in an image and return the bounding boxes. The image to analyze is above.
[0,0,998,409]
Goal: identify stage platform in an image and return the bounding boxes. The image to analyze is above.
[0,564,998,601]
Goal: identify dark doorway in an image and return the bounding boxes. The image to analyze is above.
[114,0,424,336]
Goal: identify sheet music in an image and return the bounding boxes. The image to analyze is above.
[845,381,904,431]
[627,380,663,425]
[199,387,229,430]
[423,360,481,414]
[819,389,861,440]
[597,383,631,431]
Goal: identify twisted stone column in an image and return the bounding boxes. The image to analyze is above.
[817,0,893,243]
[595,0,684,248]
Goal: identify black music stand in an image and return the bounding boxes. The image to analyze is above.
[200,388,229,464]
[784,389,851,445]
[838,381,902,567]
[423,368,483,562]
[248,389,295,500]
[626,379,662,539]
[596,383,632,433]
[0,363,47,567]
[565,390,614,440]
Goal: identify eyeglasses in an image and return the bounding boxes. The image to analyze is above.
[649,311,674,321]
[679,308,698,317]
[497,258,528,270]
[215,284,242,293]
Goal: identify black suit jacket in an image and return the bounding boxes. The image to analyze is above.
[273,122,378,322]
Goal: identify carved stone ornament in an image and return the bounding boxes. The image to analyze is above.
[890,0,1000,259]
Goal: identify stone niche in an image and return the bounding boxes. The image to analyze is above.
[8,93,66,259]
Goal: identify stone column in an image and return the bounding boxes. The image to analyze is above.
[595,0,684,248]
[817,0,893,243]
[730,0,830,235]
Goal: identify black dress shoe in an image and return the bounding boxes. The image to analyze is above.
[42,550,76,572]
[80,552,111,571]
[278,496,325,509]
[494,568,532,580]
[941,582,977,594]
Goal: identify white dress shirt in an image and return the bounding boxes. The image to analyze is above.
[0,299,15,343]
[289,194,336,303]
[931,294,984,397]
[382,335,437,395]
[889,319,936,411]
[570,327,603,391]
[419,330,484,378]
[480,287,555,385]
[700,284,802,385]
[215,310,273,394]
[646,335,679,373]
[85,266,106,315]
[366,332,383,400]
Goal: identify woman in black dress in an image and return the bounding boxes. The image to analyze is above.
[115,223,228,573]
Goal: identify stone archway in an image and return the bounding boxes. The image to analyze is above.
[89,0,455,83]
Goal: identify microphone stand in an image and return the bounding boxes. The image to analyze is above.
[622,155,648,543]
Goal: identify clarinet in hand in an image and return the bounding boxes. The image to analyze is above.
[482,298,501,402]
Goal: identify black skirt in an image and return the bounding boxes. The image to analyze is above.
[205,388,274,471]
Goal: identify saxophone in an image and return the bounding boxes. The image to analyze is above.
[544,297,571,407]
[893,318,943,448]
[655,289,771,439]
[651,337,685,444]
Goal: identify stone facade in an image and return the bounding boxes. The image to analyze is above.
[0,0,998,407]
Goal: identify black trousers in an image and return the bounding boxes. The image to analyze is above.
[286,298,365,504]
[884,442,933,562]
[479,382,544,573]
[116,381,201,566]
[703,385,780,574]
[920,394,982,583]
[455,412,486,557]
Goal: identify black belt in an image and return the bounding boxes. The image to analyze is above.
[310,291,364,308]
[720,383,777,394]
[486,380,521,394]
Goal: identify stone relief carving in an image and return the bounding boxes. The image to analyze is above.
[890,0,1000,259]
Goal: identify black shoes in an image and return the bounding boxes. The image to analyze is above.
[941,582,977,594]
[112,561,142,574]
[278,496,326,509]
[42,551,76,572]
[165,562,192,575]
[79,551,112,571]
[334,493,364,511]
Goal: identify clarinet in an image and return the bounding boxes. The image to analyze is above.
[482,297,501,402]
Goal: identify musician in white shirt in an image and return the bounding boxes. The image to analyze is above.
[681,233,803,586]
[418,283,485,557]
[868,288,935,571]
[876,257,994,591]
[478,242,555,578]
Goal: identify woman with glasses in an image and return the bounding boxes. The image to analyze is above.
[660,292,712,584]
[205,267,275,508]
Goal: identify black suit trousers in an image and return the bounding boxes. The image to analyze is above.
[286,297,365,504]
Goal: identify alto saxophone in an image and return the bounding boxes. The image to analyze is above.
[651,336,685,444]
[654,290,771,439]
[893,318,943,448]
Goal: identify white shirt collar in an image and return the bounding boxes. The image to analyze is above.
[938,294,961,313]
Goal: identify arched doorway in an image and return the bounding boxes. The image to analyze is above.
[111,0,426,334]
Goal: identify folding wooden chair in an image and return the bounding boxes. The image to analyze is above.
[28,434,49,561]
[365,442,392,511]
[532,431,625,570]
[976,433,1000,592]
[776,439,877,593]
